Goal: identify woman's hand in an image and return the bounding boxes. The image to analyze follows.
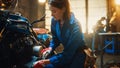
[33,59,50,68]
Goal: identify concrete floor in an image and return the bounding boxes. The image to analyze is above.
[95,51,120,68]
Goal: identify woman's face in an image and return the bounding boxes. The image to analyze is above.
[49,5,65,21]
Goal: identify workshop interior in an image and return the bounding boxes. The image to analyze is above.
[0,0,120,68]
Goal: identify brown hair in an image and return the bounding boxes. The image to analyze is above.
[48,0,71,21]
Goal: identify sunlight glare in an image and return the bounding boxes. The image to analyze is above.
[115,0,120,5]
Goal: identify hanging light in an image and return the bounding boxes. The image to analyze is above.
[38,0,46,3]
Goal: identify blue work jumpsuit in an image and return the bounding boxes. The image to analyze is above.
[45,13,86,68]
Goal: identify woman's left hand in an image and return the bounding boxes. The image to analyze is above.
[33,59,50,68]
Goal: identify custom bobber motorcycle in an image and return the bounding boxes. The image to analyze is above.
[0,0,50,67]
[0,10,49,68]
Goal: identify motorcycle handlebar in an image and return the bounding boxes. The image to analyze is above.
[31,15,45,25]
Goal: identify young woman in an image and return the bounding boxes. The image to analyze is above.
[34,0,87,68]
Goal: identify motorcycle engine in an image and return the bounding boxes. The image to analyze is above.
[0,10,36,68]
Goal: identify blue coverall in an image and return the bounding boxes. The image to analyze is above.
[45,13,86,68]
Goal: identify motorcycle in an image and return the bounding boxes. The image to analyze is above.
[0,10,48,68]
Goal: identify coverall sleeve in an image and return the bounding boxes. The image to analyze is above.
[49,18,60,50]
